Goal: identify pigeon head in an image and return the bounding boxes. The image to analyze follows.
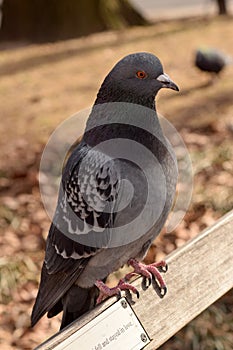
[95,52,179,109]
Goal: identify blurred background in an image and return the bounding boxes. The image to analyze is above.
[0,1,232,349]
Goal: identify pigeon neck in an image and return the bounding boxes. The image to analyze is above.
[95,85,157,111]
[83,101,164,150]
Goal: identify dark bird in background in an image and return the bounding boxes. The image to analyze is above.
[195,47,232,76]
[31,52,179,331]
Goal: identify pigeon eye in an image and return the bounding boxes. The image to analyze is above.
[136,71,147,79]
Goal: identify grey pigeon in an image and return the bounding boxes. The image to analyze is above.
[195,47,232,75]
[31,52,179,330]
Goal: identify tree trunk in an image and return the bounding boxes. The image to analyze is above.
[0,0,148,43]
[216,0,228,15]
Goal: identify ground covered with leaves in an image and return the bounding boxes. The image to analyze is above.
[0,17,233,350]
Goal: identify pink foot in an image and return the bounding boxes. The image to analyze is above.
[125,258,168,296]
[95,279,139,304]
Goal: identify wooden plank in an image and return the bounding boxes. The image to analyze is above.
[135,210,233,349]
[36,210,233,350]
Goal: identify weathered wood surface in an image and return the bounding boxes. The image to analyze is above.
[36,210,233,350]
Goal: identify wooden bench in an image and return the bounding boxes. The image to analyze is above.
[36,210,233,350]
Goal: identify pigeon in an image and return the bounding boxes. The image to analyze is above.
[31,52,179,331]
[195,47,232,75]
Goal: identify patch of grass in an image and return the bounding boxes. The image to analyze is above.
[0,256,37,304]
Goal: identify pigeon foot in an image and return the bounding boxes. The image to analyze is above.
[95,279,140,304]
[125,258,168,296]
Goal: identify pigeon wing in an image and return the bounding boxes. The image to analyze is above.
[31,143,120,325]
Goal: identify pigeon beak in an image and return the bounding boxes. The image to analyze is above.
[156,73,179,91]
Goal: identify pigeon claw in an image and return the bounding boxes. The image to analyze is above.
[154,261,168,273]
[160,285,167,297]
[142,276,152,289]
[127,258,168,293]
[95,279,139,304]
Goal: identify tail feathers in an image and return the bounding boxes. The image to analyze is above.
[60,285,98,330]
[31,263,81,327]
[47,299,63,319]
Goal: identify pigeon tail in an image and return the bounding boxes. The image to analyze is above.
[60,285,99,330]
[31,262,84,327]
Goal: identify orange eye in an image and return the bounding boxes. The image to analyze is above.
[136,70,147,79]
